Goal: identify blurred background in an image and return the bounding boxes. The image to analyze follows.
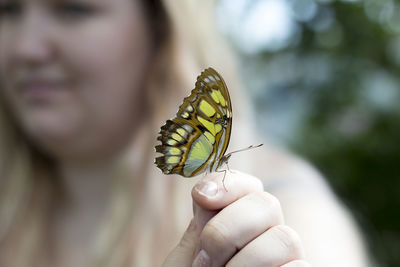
[215,0,400,266]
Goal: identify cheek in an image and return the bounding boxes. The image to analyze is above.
[0,5,155,158]
[64,16,152,122]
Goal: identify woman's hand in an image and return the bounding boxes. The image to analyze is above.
[162,171,311,267]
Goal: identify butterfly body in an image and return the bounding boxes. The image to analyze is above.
[155,68,232,177]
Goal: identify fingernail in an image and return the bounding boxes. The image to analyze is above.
[192,250,211,267]
[196,181,218,197]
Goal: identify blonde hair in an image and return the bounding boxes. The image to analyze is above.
[0,0,252,266]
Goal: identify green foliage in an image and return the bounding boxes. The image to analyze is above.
[293,110,400,266]
[288,1,400,266]
[237,0,400,265]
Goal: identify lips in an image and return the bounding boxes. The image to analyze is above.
[17,79,68,101]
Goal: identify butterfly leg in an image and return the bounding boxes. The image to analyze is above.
[216,169,228,191]
[202,170,208,181]
[226,161,235,174]
[224,160,237,177]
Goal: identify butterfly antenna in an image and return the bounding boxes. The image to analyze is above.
[225,144,263,157]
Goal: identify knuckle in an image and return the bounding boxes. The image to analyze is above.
[271,225,304,258]
[201,219,235,252]
[247,191,283,222]
[252,191,281,210]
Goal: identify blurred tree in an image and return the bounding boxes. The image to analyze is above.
[218,0,400,266]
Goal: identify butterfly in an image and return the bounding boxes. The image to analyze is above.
[155,67,261,179]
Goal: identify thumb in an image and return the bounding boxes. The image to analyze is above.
[161,218,199,267]
[162,183,219,267]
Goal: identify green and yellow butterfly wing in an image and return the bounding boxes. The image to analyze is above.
[155,67,232,177]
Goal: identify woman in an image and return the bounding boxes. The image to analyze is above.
[0,0,369,266]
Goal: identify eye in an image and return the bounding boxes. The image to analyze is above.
[0,2,22,18]
[55,2,95,20]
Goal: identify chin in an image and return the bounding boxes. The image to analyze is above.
[20,108,84,152]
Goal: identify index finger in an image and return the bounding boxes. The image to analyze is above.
[192,170,264,211]
[189,170,265,260]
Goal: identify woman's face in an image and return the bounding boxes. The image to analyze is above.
[0,0,154,162]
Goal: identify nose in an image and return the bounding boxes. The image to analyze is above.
[13,9,54,65]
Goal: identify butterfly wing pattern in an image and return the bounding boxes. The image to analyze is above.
[155,68,232,177]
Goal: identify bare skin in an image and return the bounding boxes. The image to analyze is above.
[164,171,310,267]
[0,0,368,266]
